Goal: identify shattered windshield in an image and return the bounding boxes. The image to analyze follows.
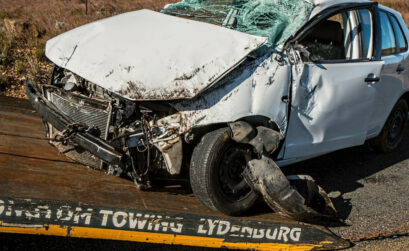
[161,0,313,46]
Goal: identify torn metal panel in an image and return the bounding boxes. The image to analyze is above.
[152,115,183,175]
[45,9,267,101]
[156,114,182,134]
[155,137,183,175]
[229,121,284,155]
[172,50,291,134]
[227,121,336,220]
[243,156,337,221]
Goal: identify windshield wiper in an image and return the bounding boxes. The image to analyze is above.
[161,10,217,19]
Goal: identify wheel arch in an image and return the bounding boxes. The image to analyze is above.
[376,91,409,134]
[401,91,409,108]
[188,115,281,144]
[183,115,283,169]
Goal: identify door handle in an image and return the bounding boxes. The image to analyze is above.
[365,73,380,83]
[397,64,405,73]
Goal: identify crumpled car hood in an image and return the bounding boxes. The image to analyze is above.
[46,9,268,101]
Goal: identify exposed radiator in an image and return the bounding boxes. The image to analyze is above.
[49,92,111,140]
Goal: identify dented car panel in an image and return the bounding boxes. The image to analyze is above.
[280,3,409,165]
[45,9,267,101]
[283,61,384,160]
[172,50,291,134]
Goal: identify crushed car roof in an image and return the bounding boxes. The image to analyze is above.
[307,0,373,16]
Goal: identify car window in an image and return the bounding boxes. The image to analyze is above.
[379,11,397,55]
[358,9,373,59]
[161,0,314,47]
[299,12,346,61]
[389,14,408,52]
[299,8,373,62]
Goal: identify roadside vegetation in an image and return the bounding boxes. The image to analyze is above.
[380,0,409,22]
[0,0,407,98]
[0,0,178,98]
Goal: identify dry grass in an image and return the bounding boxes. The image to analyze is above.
[0,0,178,98]
[379,0,409,24]
[0,0,408,98]
[0,0,178,36]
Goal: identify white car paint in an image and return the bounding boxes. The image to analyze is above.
[283,61,384,160]
[172,49,291,135]
[307,0,371,17]
[278,4,409,166]
[368,5,409,138]
[46,9,267,101]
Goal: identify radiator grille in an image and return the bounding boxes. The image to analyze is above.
[49,92,111,139]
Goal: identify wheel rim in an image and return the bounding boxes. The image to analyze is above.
[217,145,253,202]
[387,109,405,146]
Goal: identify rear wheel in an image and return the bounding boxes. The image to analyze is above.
[370,99,408,153]
[190,128,257,216]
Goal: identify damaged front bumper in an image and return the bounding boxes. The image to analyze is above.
[26,79,123,167]
[27,78,338,222]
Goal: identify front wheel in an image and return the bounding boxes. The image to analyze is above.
[190,128,258,216]
[370,99,408,153]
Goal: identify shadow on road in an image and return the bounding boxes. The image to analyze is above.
[284,126,409,220]
[145,126,409,224]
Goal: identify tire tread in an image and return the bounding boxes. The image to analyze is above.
[190,128,257,215]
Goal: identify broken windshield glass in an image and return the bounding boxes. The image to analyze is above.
[161,0,313,46]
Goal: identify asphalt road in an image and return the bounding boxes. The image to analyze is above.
[286,123,409,249]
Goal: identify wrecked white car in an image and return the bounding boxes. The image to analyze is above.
[27,0,409,219]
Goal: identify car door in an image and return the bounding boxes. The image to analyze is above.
[283,5,385,161]
[367,10,408,139]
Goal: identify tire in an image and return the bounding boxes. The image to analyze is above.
[370,99,408,153]
[190,128,258,216]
